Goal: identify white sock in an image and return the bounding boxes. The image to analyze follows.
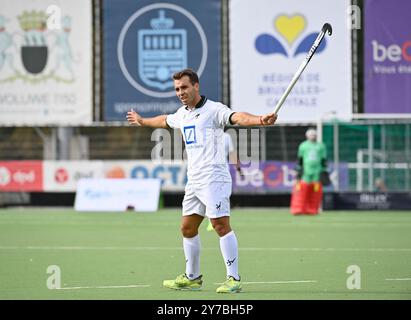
[219,231,240,280]
[183,234,201,280]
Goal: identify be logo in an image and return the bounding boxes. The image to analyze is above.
[372,40,411,62]
[117,3,208,98]
[183,126,196,145]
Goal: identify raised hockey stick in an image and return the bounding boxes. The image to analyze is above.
[273,23,333,115]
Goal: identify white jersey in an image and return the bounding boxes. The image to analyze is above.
[166,97,234,185]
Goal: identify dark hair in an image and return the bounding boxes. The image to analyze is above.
[172,68,199,85]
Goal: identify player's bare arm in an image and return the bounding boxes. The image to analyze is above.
[126,109,168,128]
[230,112,277,126]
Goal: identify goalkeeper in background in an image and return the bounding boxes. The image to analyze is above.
[290,128,330,215]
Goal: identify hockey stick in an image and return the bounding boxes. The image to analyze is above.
[273,23,333,115]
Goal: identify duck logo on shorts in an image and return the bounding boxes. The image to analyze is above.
[215,201,221,211]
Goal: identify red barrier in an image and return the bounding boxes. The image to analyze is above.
[290,181,322,215]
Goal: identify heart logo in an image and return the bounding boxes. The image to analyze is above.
[274,15,306,46]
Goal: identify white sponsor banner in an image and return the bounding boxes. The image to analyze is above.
[103,160,187,192]
[43,161,103,192]
[229,0,352,123]
[74,178,161,212]
[42,160,187,192]
[0,0,93,125]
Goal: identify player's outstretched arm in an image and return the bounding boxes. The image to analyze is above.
[230,112,277,126]
[126,109,168,128]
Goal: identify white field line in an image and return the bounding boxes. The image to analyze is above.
[56,284,150,290]
[0,246,181,250]
[54,281,317,290]
[242,280,317,285]
[0,246,411,252]
[243,280,317,284]
[242,247,411,252]
[214,280,317,285]
[49,279,411,290]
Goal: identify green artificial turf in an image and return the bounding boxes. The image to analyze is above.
[0,208,410,300]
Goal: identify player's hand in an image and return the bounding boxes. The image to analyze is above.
[127,109,143,126]
[261,112,277,126]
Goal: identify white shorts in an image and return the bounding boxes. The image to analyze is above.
[182,182,232,218]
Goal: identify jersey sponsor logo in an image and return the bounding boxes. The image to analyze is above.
[183,125,196,144]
